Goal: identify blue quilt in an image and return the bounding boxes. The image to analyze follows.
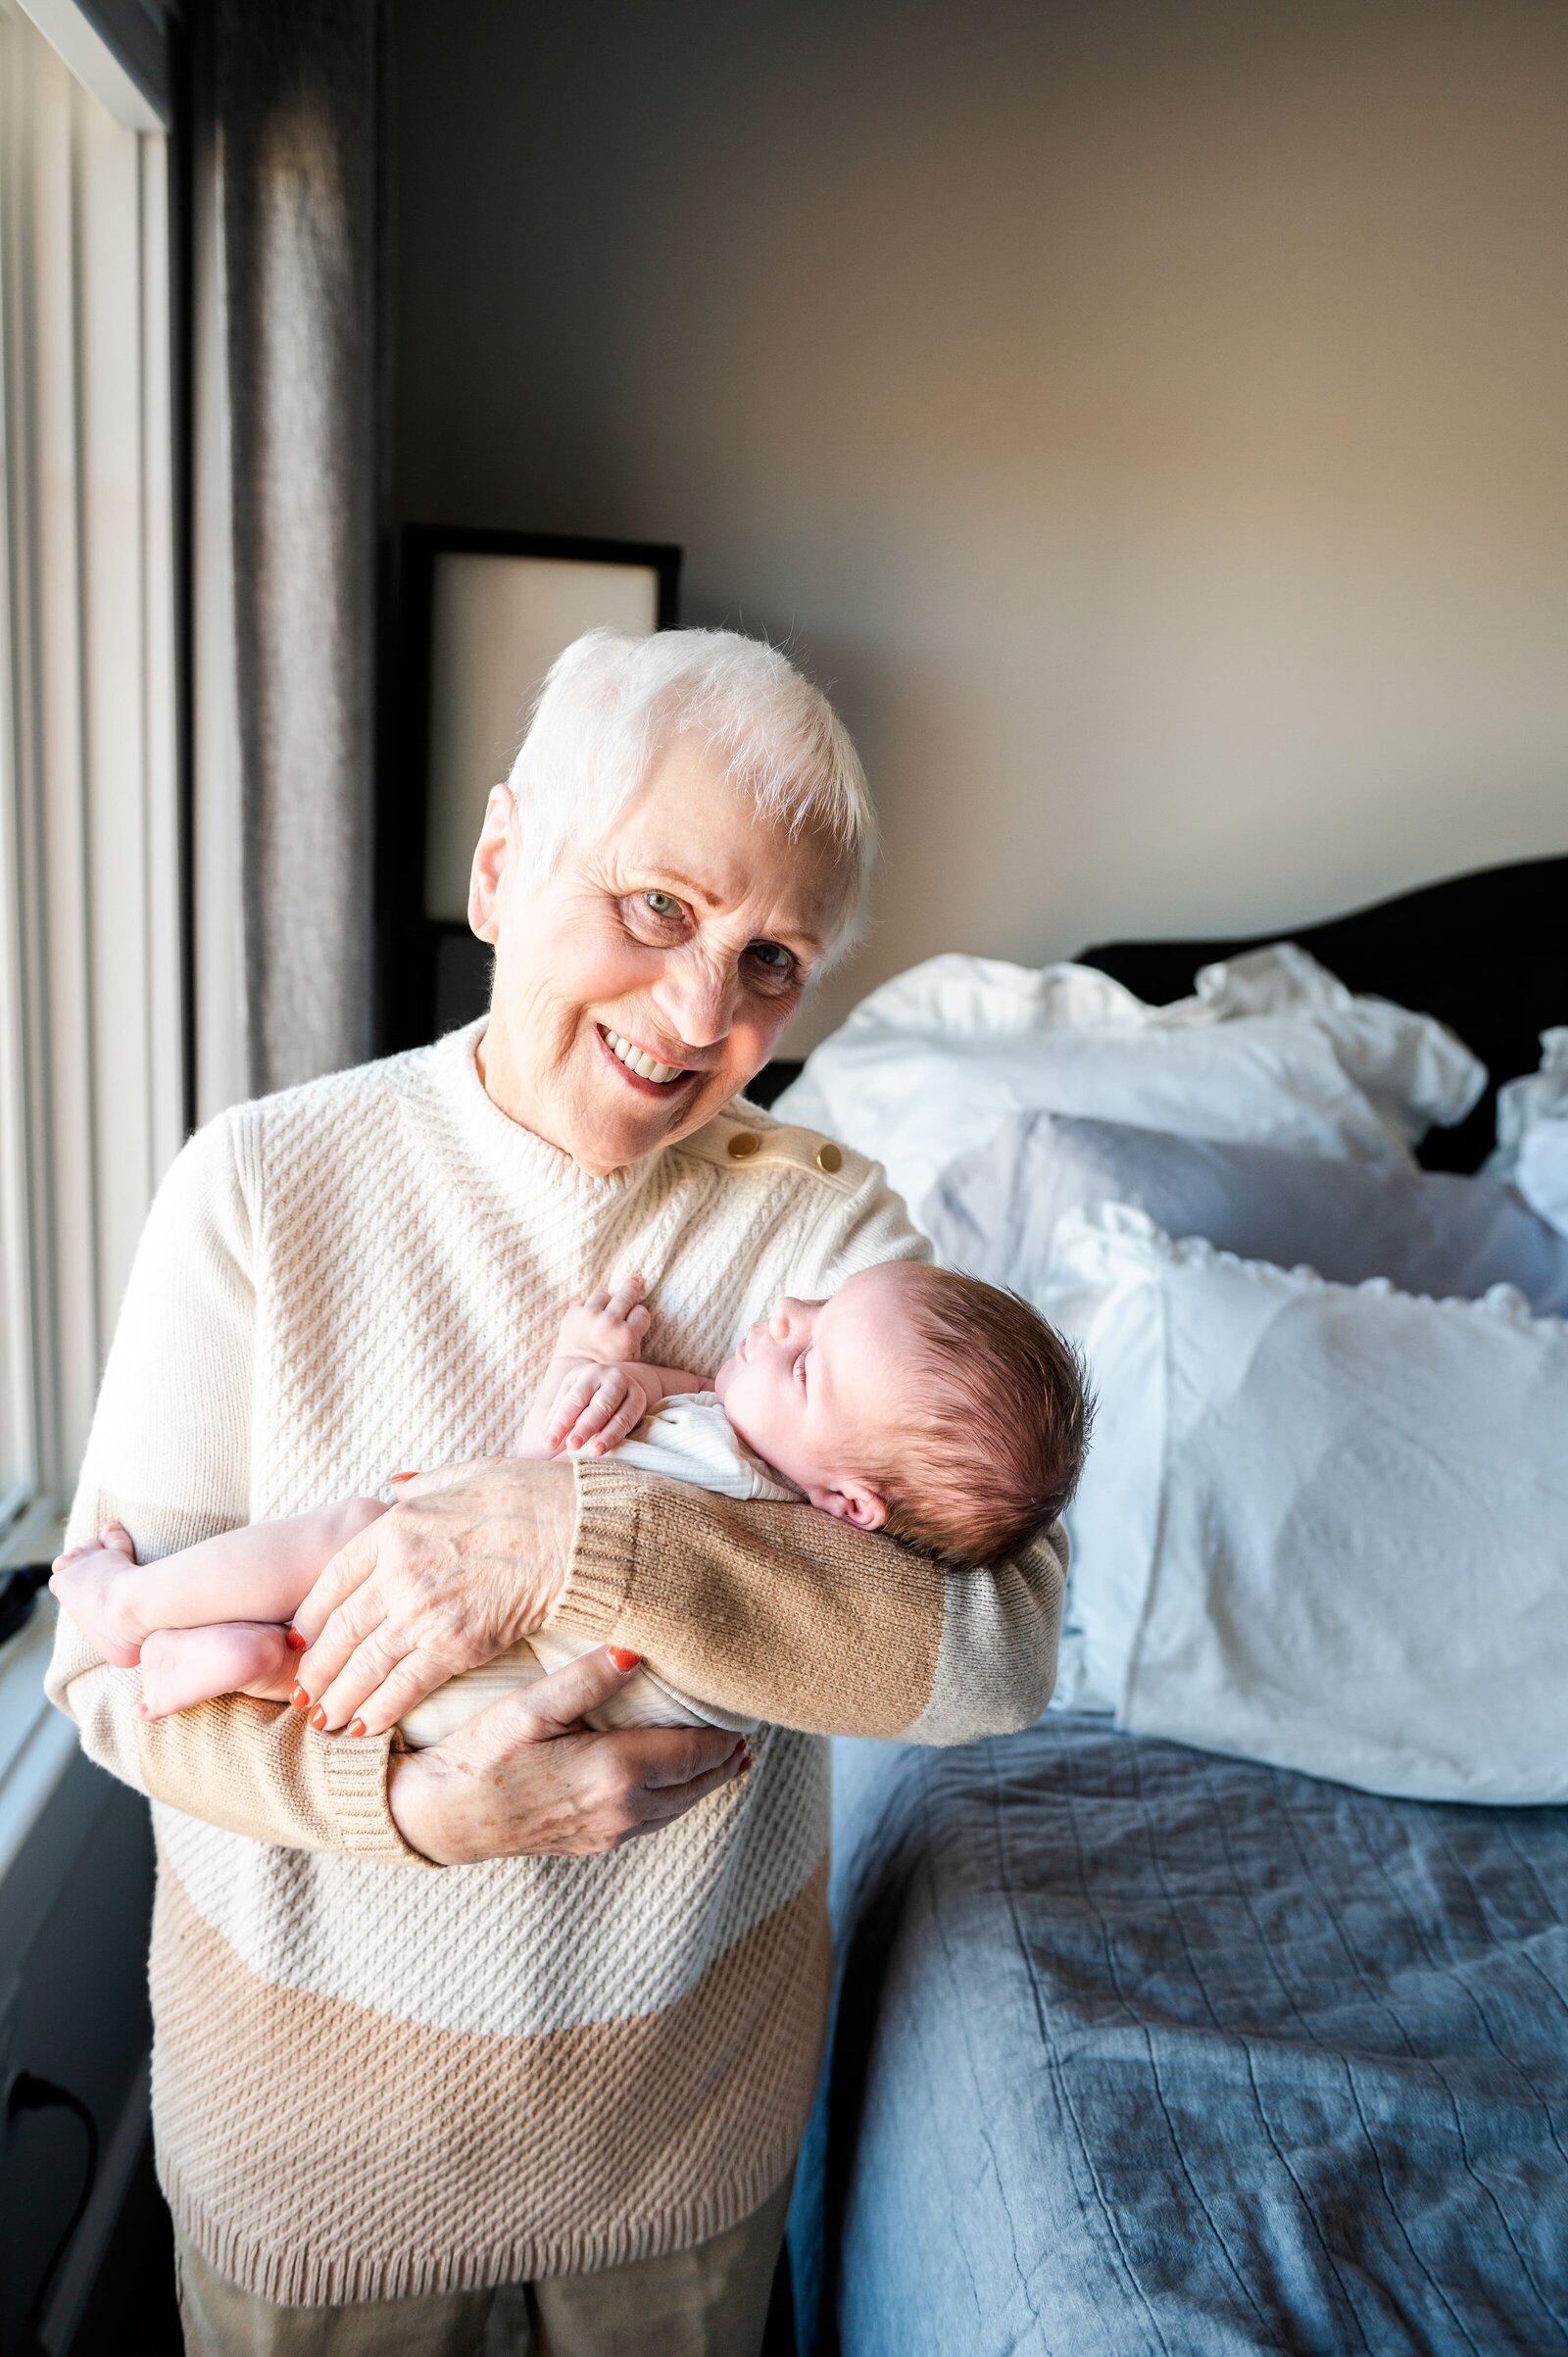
[790,1718,1568,2356]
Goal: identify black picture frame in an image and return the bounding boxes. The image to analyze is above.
[379,525,681,1053]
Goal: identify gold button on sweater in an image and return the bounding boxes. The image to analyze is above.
[46,1023,1063,2305]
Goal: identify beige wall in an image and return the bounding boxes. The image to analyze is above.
[393,0,1568,1048]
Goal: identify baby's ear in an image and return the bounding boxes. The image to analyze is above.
[809,1483,888,1533]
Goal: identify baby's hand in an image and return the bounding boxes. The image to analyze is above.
[541,1362,653,1457]
[555,1274,653,1365]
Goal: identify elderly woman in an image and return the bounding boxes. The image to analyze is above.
[48,630,1062,2355]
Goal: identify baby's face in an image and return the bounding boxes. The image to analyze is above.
[714,1261,924,1529]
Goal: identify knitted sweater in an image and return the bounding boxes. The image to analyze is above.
[47,1024,1064,2304]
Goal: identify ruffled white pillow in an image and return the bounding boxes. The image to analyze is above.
[778,945,1483,1219]
[1043,1204,1568,1804]
[924,1110,1568,1315]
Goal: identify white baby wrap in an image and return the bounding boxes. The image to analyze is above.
[398,1395,798,1746]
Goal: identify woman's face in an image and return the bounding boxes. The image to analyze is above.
[469,737,852,1175]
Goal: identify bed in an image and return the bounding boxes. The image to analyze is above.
[773,857,1568,2357]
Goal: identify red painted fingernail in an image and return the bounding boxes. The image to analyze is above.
[738,1747,754,1773]
[349,1719,367,1739]
[285,1627,308,1653]
[309,1705,326,1731]
[610,1647,641,1672]
[389,1470,416,1483]
[290,1683,310,1709]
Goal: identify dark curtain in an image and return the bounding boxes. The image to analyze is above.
[192,0,385,1100]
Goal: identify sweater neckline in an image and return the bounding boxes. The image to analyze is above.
[428,1019,666,1209]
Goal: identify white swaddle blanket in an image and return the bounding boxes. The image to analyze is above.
[398,1395,798,1746]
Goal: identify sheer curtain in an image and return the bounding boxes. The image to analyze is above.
[192,0,386,1112]
[0,0,180,1535]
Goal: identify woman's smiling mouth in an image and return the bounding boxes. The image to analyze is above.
[595,1024,696,1093]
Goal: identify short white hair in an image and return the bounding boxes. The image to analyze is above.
[506,627,876,965]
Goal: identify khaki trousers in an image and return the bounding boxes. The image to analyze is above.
[172,2178,792,2357]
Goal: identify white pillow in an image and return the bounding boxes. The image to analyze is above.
[1489,1029,1568,1237]
[1517,1120,1568,1237]
[925,1111,1568,1316]
[777,945,1483,1219]
[1044,1205,1568,1804]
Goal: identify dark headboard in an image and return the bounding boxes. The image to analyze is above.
[757,855,1568,1172]
[1080,856,1568,1173]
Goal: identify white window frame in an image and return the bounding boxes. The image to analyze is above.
[0,0,182,1831]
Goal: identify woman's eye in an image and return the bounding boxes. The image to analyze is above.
[747,941,799,993]
[621,890,688,940]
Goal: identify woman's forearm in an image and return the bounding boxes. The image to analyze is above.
[48,1616,428,1859]
[554,1460,1065,1743]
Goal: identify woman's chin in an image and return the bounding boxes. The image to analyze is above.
[564,1087,684,1173]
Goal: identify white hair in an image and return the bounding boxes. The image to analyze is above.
[505,627,876,964]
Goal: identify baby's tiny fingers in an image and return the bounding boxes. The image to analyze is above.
[546,1371,599,1435]
[583,1289,612,1315]
[568,1387,623,1446]
[605,1273,646,1320]
[591,1397,645,1452]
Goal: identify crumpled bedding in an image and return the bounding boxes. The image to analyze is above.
[790,1720,1568,2357]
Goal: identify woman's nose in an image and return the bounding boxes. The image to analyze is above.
[651,955,738,1051]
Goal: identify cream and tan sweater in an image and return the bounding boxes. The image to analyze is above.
[47,1022,1063,2304]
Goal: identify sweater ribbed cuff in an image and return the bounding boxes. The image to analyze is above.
[323,1729,435,1866]
[550,1460,643,1644]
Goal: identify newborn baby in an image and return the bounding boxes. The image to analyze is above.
[52,1262,1088,1741]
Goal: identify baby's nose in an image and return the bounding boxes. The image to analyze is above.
[768,1300,796,1341]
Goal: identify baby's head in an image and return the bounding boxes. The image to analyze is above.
[714,1260,1090,1565]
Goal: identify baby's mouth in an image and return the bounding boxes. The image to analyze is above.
[596,1024,693,1090]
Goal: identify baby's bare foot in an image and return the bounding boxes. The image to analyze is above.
[49,1524,146,1667]
[135,1622,293,1719]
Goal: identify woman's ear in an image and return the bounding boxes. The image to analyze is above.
[808,1483,888,1533]
[467,785,516,944]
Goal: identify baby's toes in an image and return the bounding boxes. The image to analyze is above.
[135,1630,181,1717]
[51,1539,106,1583]
[98,1521,138,1563]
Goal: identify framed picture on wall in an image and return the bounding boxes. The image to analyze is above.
[381,525,681,1050]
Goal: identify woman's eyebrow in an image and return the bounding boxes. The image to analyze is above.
[766,915,828,957]
[644,866,726,908]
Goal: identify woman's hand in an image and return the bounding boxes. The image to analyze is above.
[291,1457,576,1737]
[387,1645,751,1863]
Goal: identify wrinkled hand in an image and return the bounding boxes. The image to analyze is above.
[541,1361,652,1457]
[291,1456,575,1738]
[555,1273,651,1365]
[387,1645,752,1863]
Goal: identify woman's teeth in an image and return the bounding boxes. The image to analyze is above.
[602,1028,685,1086]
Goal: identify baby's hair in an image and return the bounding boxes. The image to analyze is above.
[869,1265,1092,1566]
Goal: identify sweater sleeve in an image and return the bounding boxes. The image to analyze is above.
[549,1159,1065,1742]
[45,1115,425,1862]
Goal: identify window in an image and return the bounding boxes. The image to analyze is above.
[0,0,181,1598]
